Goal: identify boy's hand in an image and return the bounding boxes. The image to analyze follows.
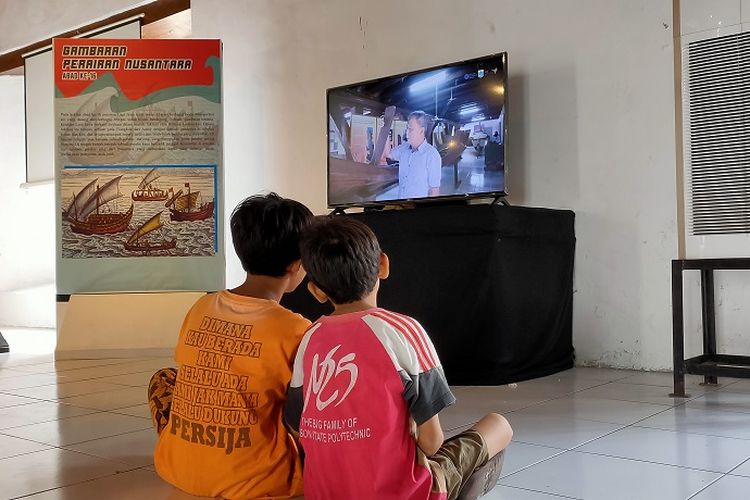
[416,414,444,457]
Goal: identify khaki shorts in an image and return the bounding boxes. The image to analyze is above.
[427,429,490,500]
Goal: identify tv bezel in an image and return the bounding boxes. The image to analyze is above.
[326,52,508,209]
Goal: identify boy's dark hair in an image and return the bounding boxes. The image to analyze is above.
[230,193,313,277]
[300,216,381,304]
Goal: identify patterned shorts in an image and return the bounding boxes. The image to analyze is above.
[148,367,177,434]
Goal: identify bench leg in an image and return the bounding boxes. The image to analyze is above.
[671,261,690,398]
[700,269,719,386]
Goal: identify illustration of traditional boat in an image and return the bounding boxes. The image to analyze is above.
[131,168,168,201]
[166,183,214,222]
[69,176,134,235]
[124,211,177,253]
[62,178,98,220]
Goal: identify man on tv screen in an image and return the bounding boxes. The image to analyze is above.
[388,110,442,199]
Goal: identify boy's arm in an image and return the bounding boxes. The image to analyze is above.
[416,414,444,457]
[284,324,313,433]
[384,315,455,453]
[284,383,303,433]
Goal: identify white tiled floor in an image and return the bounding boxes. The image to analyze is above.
[1,349,749,499]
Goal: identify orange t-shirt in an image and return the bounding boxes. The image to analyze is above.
[154,290,310,499]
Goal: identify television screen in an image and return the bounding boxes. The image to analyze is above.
[327,53,507,208]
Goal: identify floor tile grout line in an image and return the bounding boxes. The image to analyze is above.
[497,447,570,480]
[506,401,680,424]
[0,429,71,448]
[8,463,147,500]
[497,400,685,481]
[57,441,156,469]
[53,425,155,448]
[473,379,623,415]
[0,395,54,408]
[0,356,169,373]
[613,380,730,392]
[629,422,750,442]
[556,393,700,408]
[0,368,53,378]
[447,377,748,442]
[0,408,108,431]
[3,367,746,498]
[51,368,163,382]
[494,483,583,499]
[721,455,750,477]
[543,396,750,476]
[510,439,568,451]
[444,378,678,432]
[0,384,143,401]
[104,409,151,420]
[57,402,150,415]
[0,411,153,448]
[681,401,750,417]
[0,359,56,370]
[0,362,166,382]
[5,372,151,386]
[570,447,748,476]
[2,361,134,376]
[0,421,153,448]
[0,380,119,393]
[0,367,163,389]
[563,401,690,450]
[0,445,57,463]
[495,422,630,481]
[685,472,732,499]
[0,393,103,408]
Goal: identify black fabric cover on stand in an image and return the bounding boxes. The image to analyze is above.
[282,204,575,385]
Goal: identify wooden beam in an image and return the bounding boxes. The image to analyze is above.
[0,0,190,73]
[370,105,396,166]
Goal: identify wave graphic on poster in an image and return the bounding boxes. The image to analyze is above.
[54,57,221,111]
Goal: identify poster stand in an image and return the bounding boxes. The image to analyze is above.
[56,291,205,359]
[52,39,224,359]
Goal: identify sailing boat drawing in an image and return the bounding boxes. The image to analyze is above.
[132,168,168,201]
[61,166,216,259]
[67,176,134,235]
[124,211,177,253]
[165,182,215,221]
[62,178,98,220]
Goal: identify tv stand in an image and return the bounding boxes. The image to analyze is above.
[328,207,348,216]
[283,203,575,385]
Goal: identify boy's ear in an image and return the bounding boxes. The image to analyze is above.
[307,281,329,304]
[378,253,390,280]
[287,260,302,275]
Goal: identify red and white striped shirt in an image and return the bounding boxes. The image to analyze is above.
[285,308,455,500]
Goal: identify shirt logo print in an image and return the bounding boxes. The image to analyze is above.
[305,344,358,411]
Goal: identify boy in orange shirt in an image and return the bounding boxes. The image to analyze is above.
[148,193,313,499]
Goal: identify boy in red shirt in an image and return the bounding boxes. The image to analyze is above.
[285,216,512,500]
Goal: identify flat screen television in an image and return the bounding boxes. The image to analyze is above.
[327,52,507,208]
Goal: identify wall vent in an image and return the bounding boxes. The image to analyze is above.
[685,32,750,236]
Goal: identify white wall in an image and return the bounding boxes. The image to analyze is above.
[0,1,148,329]
[193,0,680,370]
[0,0,144,53]
[0,75,55,327]
[679,0,750,363]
